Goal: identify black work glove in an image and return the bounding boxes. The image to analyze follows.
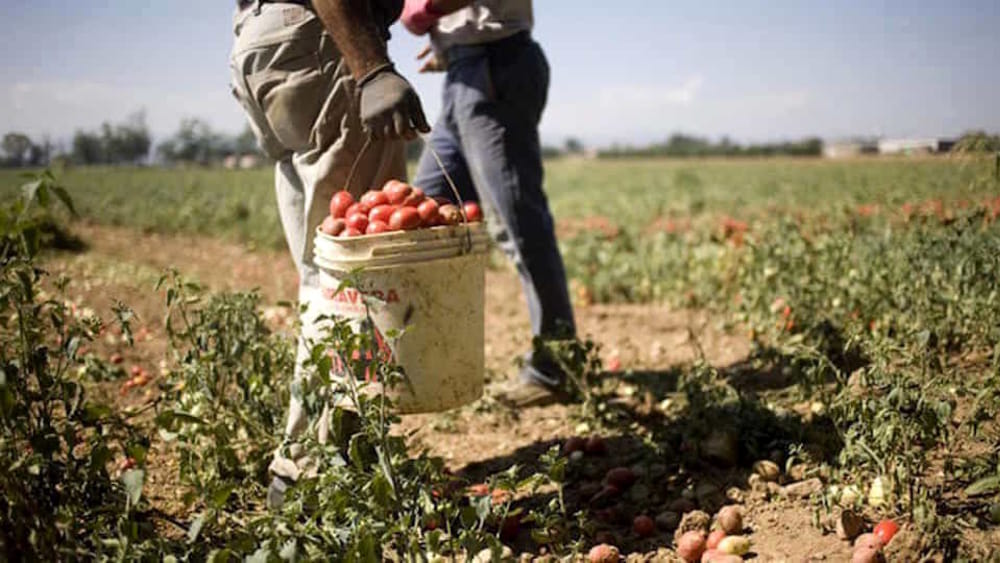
[358,64,430,140]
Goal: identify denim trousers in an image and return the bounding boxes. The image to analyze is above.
[413,32,576,387]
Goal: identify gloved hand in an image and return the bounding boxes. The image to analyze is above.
[401,0,443,35]
[358,64,431,140]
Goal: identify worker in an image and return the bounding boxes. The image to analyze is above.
[402,0,576,407]
[229,0,430,509]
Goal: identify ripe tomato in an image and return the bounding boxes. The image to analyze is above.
[341,227,362,237]
[463,201,483,222]
[360,190,389,208]
[329,190,354,218]
[438,204,462,225]
[633,515,655,537]
[390,206,422,231]
[706,529,727,549]
[872,519,898,545]
[346,212,369,233]
[402,187,426,207]
[369,204,397,224]
[344,202,370,218]
[563,436,587,455]
[366,220,391,234]
[321,216,346,236]
[383,180,412,204]
[605,467,636,489]
[417,199,440,224]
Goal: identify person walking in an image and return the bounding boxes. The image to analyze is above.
[229,0,430,509]
[401,0,577,407]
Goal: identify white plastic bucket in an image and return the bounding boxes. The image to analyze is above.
[308,223,490,414]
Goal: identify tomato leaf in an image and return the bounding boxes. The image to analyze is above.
[964,476,1000,497]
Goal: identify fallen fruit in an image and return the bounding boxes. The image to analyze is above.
[655,511,681,531]
[700,429,739,467]
[715,506,743,535]
[563,436,587,455]
[706,529,726,549]
[633,515,655,537]
[851,545,886,563]
[605,467,636,489]
[110,353,124,365]
[587,543,620,563]
[716,535,750,555]
[836,509,865,541]
[854,533,884,550]
[752,459,781,482]
[589,485,621,507]
[585,436,608,455]
[701,551,742,563]
[676,530,707,563]
[872,519,898,545]
[499,514,520,541]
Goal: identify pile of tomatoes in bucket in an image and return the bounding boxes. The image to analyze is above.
[322,180,483,237]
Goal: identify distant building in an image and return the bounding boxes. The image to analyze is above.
[877,138,951,155]
[238,154,262,169]
[822,139,879,159]
[223,155,239,169]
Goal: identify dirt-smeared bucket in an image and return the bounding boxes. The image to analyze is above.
[309,223,490,413]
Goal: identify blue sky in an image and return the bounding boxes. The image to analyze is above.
[1,0,997,147]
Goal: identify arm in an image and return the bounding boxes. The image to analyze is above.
[311,0,430,140]
[311,0,390,80]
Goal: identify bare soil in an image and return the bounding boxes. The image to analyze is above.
[42,221,875,561]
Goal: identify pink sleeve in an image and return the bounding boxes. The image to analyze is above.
[401,0,442,35]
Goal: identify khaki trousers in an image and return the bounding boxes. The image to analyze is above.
[230,2,406,480]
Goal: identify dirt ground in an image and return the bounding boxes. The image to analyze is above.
[43,222,865,562]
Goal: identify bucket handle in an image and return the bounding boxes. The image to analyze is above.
[343,133,475,254]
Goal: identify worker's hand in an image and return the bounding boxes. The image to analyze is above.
[358,65,431,140]
[417,44,445,73]
[401,0,443,35]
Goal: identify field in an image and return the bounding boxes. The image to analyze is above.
[2,156,1000,561]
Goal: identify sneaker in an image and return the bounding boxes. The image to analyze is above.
[266,475,293,511]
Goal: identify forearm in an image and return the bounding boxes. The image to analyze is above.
[312,0,390,80]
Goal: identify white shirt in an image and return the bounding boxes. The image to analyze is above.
[430,0,533,53]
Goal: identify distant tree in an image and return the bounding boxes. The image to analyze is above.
[564,137,584,154]
[233,125,261,156]
[2,132,34,167]
[71,131,105,164]
[953,131,1000,153]
[157,118,227,165]
[103,111,151,164]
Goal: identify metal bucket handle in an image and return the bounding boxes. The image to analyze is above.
[343,134,475,254]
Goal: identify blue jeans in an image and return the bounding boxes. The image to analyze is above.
[413,33,575,387]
